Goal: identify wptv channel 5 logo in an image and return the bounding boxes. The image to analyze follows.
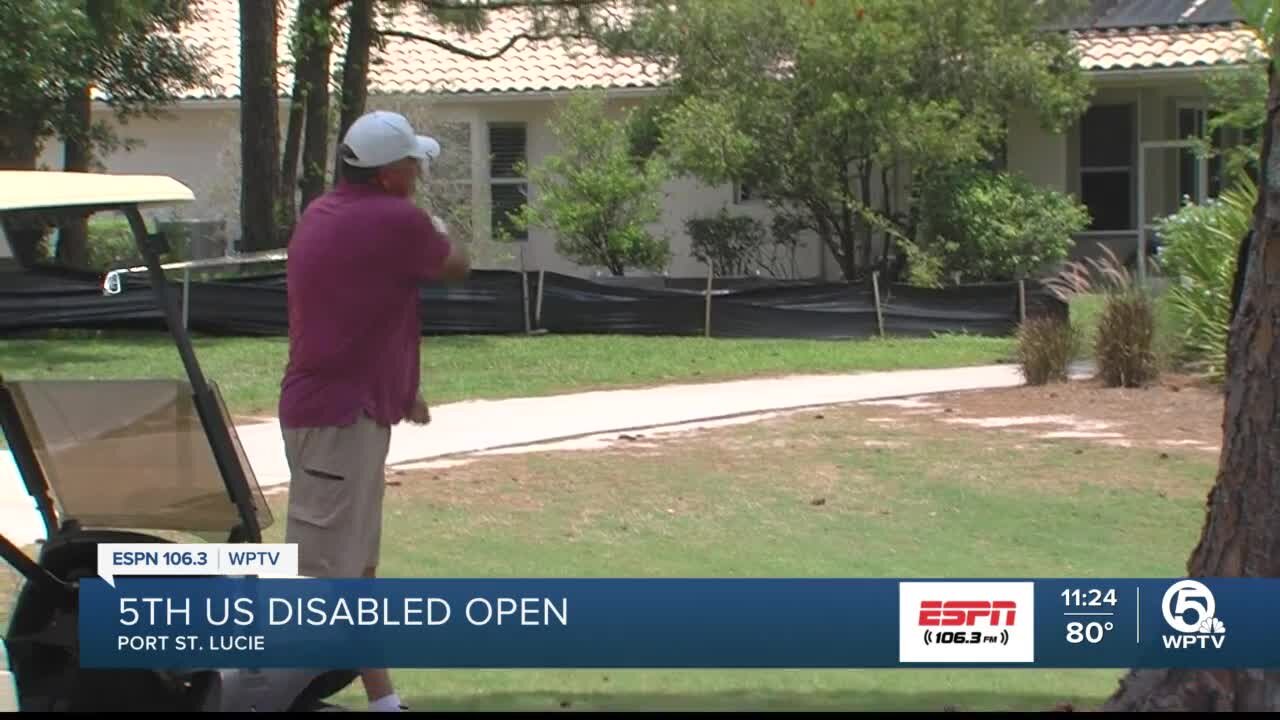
[898,582,1035,663]
[1160,579,1225,650]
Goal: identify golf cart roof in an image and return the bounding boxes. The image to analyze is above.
[0,171,194,213]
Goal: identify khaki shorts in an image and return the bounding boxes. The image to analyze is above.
[282,413,391,578]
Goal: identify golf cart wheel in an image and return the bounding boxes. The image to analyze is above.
[6,530,206,711]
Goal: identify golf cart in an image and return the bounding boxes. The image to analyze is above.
[0,171,357,711]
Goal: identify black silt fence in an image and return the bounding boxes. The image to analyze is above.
[0,266,1066,339]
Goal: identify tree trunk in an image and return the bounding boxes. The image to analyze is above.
[299,0,334,212]
[0,116,40,170]
[0,115,43,264]
[879,164,894,271]
[280,69,305,236]
[239,0,281,252]
[838,163,856,282]
[820,210,854,282]
[333,0,373,183]
[56,83,93,269]
[1100,55,1280,715]
[276,0,311,226]
[858,160,875,271]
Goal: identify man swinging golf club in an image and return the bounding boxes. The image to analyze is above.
[279,110,470,712]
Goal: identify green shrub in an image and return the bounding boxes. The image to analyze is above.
[1154,174,1254,381]
[916,165,1090,283]
[896,238,946,288]
[514,91,672,277]
[687,209,768,276]
[1016,315,1082,385]
[85,216,143,270]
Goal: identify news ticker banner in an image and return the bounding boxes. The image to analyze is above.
[81,544,1280,670]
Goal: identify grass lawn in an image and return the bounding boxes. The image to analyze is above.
[0,331,1015,417]
[245,377,1219,712]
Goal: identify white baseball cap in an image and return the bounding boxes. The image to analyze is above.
[340,110,441,168]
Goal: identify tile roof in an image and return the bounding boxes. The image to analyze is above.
[169,0,667,101]
[1073,23,1265,71]
[139,1,1266,103]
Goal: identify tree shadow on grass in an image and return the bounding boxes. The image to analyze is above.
[0,340,131,371]
[0,327,188,371]
[426,334,500,350]
[395,688,1102,712]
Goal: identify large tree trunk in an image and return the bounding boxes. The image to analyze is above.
[332,0,373,183]
[1101,56,1280,715]
[56,83,93,269]
[281,0,320,227]
[299,0,333,212]
[239,0,281,252]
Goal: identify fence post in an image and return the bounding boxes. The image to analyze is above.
[871,271,885,337]
[1018,278,1027,324]
[704,264,714,338]
[519,245,532,334]
[535,269,545,329]
[521,271,532,334]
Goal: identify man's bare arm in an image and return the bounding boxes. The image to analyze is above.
[425,213,470,283]
[437,241,470,283]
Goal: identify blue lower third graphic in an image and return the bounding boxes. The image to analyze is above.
[77,578,1280,670]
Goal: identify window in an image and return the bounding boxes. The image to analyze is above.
[488,123,528,241]
[1177,107,1225,202]
[1078,104,1135,231]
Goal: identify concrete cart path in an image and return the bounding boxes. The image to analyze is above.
[0,363,1057,550]
[236,363,1037,486]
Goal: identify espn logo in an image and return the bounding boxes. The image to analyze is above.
[918,600,1018,627]
[899,582,1035,663]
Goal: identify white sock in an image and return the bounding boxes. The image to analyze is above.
[369,693,403,712]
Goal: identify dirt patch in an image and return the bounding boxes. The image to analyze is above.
[386,462,548,515]
[878,374,1224,455]
[374,372,1224,513]
[384,411,897,519]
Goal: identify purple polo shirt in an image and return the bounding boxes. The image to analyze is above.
[279,181,451,429]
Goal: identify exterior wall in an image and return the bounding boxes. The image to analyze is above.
[37,104,243,231]
[48,72,1231,283]
[34,92,845,281]
[1007,105,1068,193]
[36,86,909,282]
[355,92,843,281]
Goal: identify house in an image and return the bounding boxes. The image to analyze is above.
[1017,0,1264,277]
[20,0,1266,281]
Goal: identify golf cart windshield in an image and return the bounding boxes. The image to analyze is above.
[0,171,273,543]
[4,379,272,539]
